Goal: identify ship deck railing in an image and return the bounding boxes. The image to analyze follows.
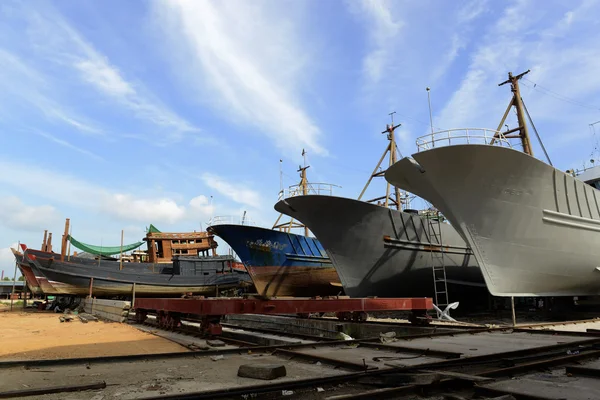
[207,216,257,227]
[416,128,515,152]
[278,182,341,201]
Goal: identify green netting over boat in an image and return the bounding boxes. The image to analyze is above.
[147,224,161,233]
[67,235,144,256]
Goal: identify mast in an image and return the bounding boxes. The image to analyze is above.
[357,112,403,210]
[495,70,534,156]
[298,150,310,236]
[272,149,311,235]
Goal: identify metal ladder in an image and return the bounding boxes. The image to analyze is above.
[427,210,450,318]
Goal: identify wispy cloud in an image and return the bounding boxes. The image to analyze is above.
[153,0,325,155]
[31,8,199,143]
[0,48,101,135]
[349,0,403,85]
[33,130,104,161]
[434,0,600,148]
[201,173,262,209]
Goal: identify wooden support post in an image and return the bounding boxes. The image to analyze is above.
[132,282,136,308]
[10,242,19,311]
[41,230,48,252]
[119,229,124,271]
[61,218,70,262]
[47,233,53,253]
[23,283,28,309]
[67,224,72,261]
[511,296,517,327]
[88,277,94,299]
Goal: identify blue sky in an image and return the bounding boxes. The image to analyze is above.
[2,0,600,276]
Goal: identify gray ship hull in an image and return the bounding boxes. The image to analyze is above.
[386,144,600,297]
[274,195,483,298]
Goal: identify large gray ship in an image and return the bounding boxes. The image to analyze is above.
[274,122,485,302]
[385,70,600,297]
[275,195,484,298]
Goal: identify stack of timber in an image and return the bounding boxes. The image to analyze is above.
[83,298,130,323]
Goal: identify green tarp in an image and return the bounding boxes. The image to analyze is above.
[67,235,144,256]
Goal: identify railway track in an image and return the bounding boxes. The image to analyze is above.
[5,315,600,399]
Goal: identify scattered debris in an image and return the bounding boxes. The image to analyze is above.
[379,331,397,343]
[281,390,294,396]
[210,355,224,361]
[146,382,163,391]
[206,339,226,347]
[78,313,99,323]
[238,364,287,380]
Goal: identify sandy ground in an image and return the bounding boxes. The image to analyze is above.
[0,311,187,360]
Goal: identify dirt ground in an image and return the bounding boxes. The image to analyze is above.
[0,311,187,360]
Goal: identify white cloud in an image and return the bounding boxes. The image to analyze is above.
[72,56,197,140]
[0,49,101,135]
[0,243,19,278]
[457,0,489,23]
[201,173,262,209]
[0,160,214,225]
[0,197,60,231]
[349,0,403,84]
[153,0,325,155]
[0,4,200,144]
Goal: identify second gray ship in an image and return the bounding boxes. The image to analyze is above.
[275,122,484,301]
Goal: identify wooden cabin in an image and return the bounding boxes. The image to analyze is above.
[144,229,218,263]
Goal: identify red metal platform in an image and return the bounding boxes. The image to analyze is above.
[133,297,433,334]
[135,297,431,316]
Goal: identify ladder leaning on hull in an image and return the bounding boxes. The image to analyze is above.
[426,210,450,318]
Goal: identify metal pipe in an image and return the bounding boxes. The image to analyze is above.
[426,87,435,144]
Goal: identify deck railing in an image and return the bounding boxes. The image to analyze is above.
[277,182,341,201]
[416,128,514,152]
[207,215,257,227]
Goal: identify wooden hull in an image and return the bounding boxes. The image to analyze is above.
[246,265,342,297]
[33,257,250,297]
[11,251,43,295]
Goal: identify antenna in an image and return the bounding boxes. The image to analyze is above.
[301,148,307,168]
[279,159,283,192]
[426,87,435,141]
[389,111,396,126]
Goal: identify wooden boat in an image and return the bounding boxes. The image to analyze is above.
[11,248,43,295]
[207,159,342,298]
[29,256,252,297]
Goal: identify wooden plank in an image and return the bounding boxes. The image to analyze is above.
[85,299,131,309]
[84,304,129,315]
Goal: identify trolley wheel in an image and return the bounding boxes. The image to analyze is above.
[336,312,351,321]
[135,310,147,324]
[296,313,310,319]
[351,311,368,322]
[408,310,431,326]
